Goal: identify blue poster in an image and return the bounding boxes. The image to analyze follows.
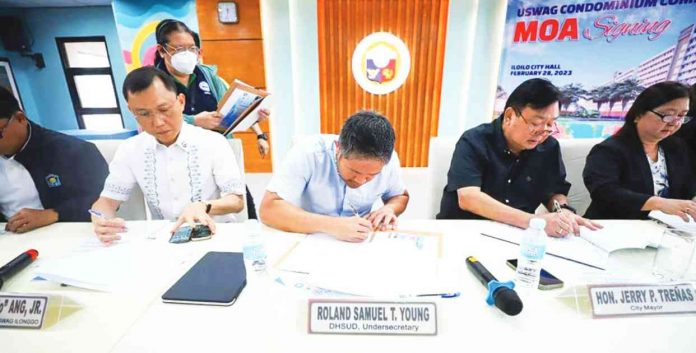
[496,0,696,138]
[112,0,199,72]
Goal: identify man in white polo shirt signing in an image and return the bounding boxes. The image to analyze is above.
[90,66,245,244]
[260,111,410,242]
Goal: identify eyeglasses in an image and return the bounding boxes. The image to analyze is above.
[649,110,693,125]
[132,104,179,120]
[164,44,200,56]
[0,116,14,139]
[513,109,559,136]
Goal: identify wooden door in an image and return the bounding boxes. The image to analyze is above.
[196,0,272,172]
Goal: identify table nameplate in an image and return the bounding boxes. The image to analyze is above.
[308,300,437,335]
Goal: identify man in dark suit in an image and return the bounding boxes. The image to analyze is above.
[0,86,109,233]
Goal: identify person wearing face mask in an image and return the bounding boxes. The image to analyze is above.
[259,111,410,242]
[153,19,269,219]
[583,81,696,220]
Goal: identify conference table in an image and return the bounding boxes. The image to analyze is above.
[0,220,694,353]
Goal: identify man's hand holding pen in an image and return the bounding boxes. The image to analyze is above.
[541,200,602,237]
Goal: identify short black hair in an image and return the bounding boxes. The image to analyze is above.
[502,78,561,117]
[122,66,178,101]
[618,81,690,137]
[0,85,20,119]
[338,110,395,164]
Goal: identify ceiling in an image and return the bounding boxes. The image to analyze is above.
[0,0,111,8]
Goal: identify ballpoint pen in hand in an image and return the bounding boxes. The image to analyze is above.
[552,200,577,236]
[552,200,563,214]
[89,209,129,232]
[349,201,391,231]
[347,201,359,217]
[348,201,376,241]
[88,209,106,219]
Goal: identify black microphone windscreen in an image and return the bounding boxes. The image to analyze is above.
[493,287,523,316]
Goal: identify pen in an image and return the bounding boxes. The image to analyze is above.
[88,209,129,232]
[553,200,578,236]
[416,292,460,298]
[553,200,562,214]
[348,201,376,242]
[88,209,105,219]
[347,201,360,217]
[348,201,390,230]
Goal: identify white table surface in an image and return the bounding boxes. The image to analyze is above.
[0,220,694,353]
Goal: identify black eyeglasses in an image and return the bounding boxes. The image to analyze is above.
[649,110,693,125]
[0,116,14,139]
[513,108,559,136]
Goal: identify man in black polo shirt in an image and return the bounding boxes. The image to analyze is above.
[0,86,108,233]
[437,78,601,237]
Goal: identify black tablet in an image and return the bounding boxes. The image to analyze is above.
[162,252,246,306]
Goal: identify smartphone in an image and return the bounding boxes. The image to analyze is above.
[506,259,564,290]
[190,224,212,241]
[170,226,193,244]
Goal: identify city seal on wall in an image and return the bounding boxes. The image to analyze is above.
[351,32,411,95]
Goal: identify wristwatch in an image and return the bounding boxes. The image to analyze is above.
[200,201,212,214]
[256,133,268,141]
[559,204,577,214]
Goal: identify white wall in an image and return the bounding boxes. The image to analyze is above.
[261,0,321,171]
[438,0,507,138]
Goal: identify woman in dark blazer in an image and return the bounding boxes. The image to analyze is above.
[583,81,696,220]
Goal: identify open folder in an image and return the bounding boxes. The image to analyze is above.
[214,80,269,136]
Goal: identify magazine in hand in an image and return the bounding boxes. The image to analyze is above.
[215,80,269,136]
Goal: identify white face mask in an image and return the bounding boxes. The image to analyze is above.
[169,51,198,75]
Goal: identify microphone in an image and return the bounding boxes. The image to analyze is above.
[0,249,39,290]
[466,256,523,316]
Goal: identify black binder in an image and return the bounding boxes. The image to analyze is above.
[162,252,247,306]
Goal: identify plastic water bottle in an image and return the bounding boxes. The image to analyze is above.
[242,220,267,272]
[515,218,547,289]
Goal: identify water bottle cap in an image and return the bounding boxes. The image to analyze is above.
[529,218,546,230]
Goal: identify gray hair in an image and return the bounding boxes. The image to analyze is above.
[338,110,395,164]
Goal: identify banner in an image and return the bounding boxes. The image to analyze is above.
[112,0,199,72]
[496,0,696,138]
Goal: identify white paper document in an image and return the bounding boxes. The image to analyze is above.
[578,220,664,252]
[34,222,175,292]
[276,232,453,297]
[482,220,667,269]
[649,210,696,234]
